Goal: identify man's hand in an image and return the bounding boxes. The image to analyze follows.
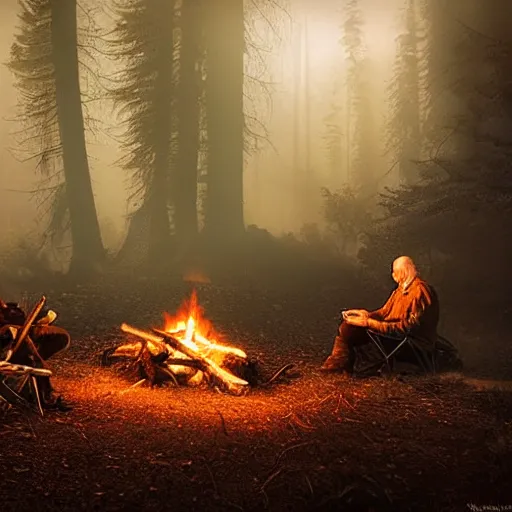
[343,309,369,319]
[343,309,369,327]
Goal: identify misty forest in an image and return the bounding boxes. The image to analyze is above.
[0,0,511,511]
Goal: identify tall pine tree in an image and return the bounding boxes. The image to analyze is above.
[9,0,105,277]
[342,0,377,195]
[322,76,345,189]
[203,0,245,243]
[110,0,177,270]
[174,0,202,248]
[386,0,422,185]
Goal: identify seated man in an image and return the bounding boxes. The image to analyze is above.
[321,256,439,375]
[0,299,71,410]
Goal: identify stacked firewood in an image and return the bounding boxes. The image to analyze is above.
[102,323,258,396]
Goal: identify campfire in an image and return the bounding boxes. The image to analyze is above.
[103,291,260,395]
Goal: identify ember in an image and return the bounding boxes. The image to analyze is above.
[103,291,259,395]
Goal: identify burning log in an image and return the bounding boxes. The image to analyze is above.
[119,328,168,356]
[120,323,249,395]
[153,327,250,395]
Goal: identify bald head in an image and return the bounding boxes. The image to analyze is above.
[392,256,418,288]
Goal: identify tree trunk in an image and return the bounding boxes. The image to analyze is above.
[174,0,202,246]
[146,0,176,269]
[204,0,245,241]
[146,169,172,270]
[400,0,421,185]
[50,0,104,277]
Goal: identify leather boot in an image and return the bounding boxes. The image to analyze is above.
[38,376,73,412]
[320,335,350,372]
[38,376,54,401]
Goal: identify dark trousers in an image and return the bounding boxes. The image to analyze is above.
[323,320,434,373]
[5,325,70,397]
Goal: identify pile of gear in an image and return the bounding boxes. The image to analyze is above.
[0,296,71,415]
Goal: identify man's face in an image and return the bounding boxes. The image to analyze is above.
[391,263,401,284]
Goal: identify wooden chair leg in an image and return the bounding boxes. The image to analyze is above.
[0,373,45,415]
[30,376,44,416]
[0,393,12,415]
[0,378,31,411]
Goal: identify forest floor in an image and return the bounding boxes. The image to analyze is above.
[1,272,512,512]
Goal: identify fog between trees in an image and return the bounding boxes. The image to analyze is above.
[0,0,509,288]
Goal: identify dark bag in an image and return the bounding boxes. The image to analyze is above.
[0,302,26,326]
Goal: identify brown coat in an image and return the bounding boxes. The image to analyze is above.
[366,277,439,345]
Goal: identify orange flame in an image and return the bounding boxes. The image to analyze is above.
[163,290,246,359]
